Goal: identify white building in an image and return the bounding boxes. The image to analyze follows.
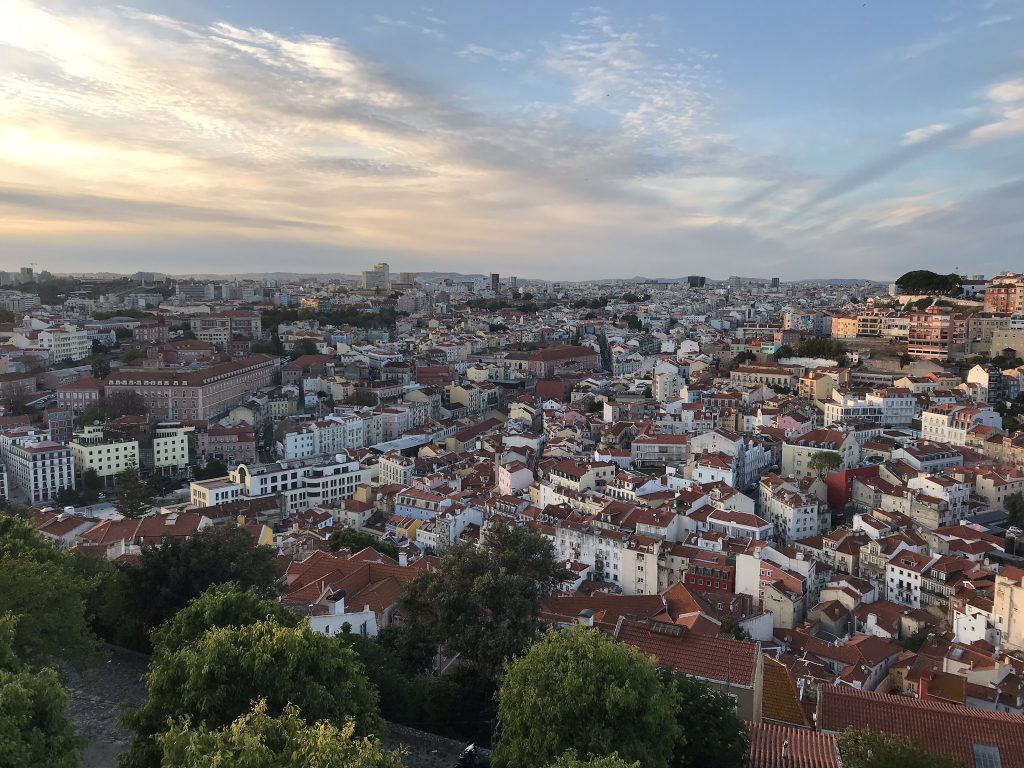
[885,550,938,608]
[69,426,139,483]
[153,423,193,471]
[759,474,829,545]
[823,388,915,428]
[921,403,1002,446]
[38,324,90,363]
[6,436,75,504]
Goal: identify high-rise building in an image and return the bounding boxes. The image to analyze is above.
[508,276,518,289]
[490,273,500,292]
[984,273,1024,314]
[20,267,33,281]
[361,262,390,291]
[398,272,418,286]
[771,277,780,289]
[687,275,706,288]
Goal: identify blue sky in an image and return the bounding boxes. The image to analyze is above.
[1,0,1022,279]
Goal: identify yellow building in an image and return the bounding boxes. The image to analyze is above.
[69,425,139,482]
[153,423,194,470]
[831,315,859,339]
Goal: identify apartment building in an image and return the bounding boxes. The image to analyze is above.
[38,324,90,363]
[631,434,688,467]
[907,310,954,361]
[921,403,1002,446]
[104,354,278,420]
[994,567,1024,652]
[781,429,860,478]
[6,436,75,504]
[153,422,193,471]
[69,425,139,482]
[759,473,829,545]
[984,273,1024,314]
[823,388,915,428]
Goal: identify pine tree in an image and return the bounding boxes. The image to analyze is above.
[115,463,155,519]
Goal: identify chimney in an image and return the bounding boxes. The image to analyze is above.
[578,609,595,628]
[781,739,790,765]
[398,551,408,566]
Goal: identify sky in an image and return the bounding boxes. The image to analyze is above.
[1,0,1023,280]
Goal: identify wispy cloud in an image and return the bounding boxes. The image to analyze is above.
[459,44,528,63]
[902,123,950,145]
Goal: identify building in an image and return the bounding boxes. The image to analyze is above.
[361,262,390,291]
[921,403,1002,446]
[527,346,601,377]
[759,474,829,545]
[104,355,278,420]
[994,566,1024,652]
[907,310,954,361]
[153,422,193,472]
[781,429,860,478]
[6,436,74,504]
[38,324,90,363]
[822,388,915,428]
[69,425,139,484]
[985,272,1024,314]
[490,273,500,292]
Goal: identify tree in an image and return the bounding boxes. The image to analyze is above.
[2,383,32,416]
[329,529,400,560]
[895,270,962,296]
[773,345,794,361]
[1005,492,1024,528]
[548,752,639,768]
[492,626,678,768]
[400,523,567,677]
[82,467,103,492]
[293,339,319,357]
[0,616,81,768]
[899,353,913,369]
[345,390,378,407]
[115,463,155,519]
[108,524,283,652]
[0,514,101,667]
[837,727,958,768]
[729,351,757,370]
[149,583,300,658]
[121,620,384,768]
[157,699,401,768]
[91,358,111,379]
[192,459,228,481]
[808,451,842,476]
[660,671,748,768]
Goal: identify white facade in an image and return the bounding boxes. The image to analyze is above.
[38,324,90,363]
[6,437,75,504]
[69,426,140,480]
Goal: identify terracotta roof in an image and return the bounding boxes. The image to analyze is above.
[614,618,758,687]
[817,684,1024,768]
[762,657,811,727]
[746,722,839,768]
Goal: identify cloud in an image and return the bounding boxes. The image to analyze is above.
[458,44,527,63]
[902,123,950,145]
[987,77,1024,103]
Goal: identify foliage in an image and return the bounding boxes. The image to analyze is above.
[400,523,567,677]
[586,399,604,413]
[91,358,111,379]
[0,514,101,667]
[900,629,929,652]
[729,350,757,369]
[808,451,842,476]
[492,626,678,768]
[260,307,400,332]
[548,752,639,768]
[92,309,151,320]
[660,671,748,768]
[158,699,401,768]
[329,528,399,560]
[899,353,913,369]
[104,524,283,651]
[773,344,794,361]
[81,390,148,424]
[192,459,229,481]
[620,313,642,331]
[837,727,959,768]
[346,389,379,407]
[895,270,962,296]
[719,615,750,641]
[114,463,155,519]
[1006,492,1024,528]
[292,338,320,357]
[795,337,847,363]
[121,620,383,768]
[0,617,80,768]
[150,583,299,658]
[2,383,32,416]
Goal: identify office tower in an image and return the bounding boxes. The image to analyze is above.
[490,273,500,292]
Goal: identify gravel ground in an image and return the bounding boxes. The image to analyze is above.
[64,647,483,768]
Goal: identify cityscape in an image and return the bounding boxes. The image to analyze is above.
[2,1,1024,768]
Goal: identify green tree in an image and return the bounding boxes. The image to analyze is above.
[899,353,913,369]
[158,699,401,768]
[729,350,757,370]
[0,514,101,667]
[1005,492,1024,527]
[329,529,399,560]
[773,344,795,361]
[192,459,229,481]
[91,358,111,379]
[808,451,842,476]
[400,523,566,677]
[115,463,155,519]
[548,752,639,768]
[292,339,320,357]
[660,671,748,768]
[108,524,283,651]
[122,620,384,768]
[150,583,299,658]
[492,626,679,768]
[837,727,958,768]
[345,390,379,407]
[82,467,103,492]
[0,616,80,768]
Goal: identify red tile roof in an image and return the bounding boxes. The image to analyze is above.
[817,684,1024,768]
[746,722,839,768]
